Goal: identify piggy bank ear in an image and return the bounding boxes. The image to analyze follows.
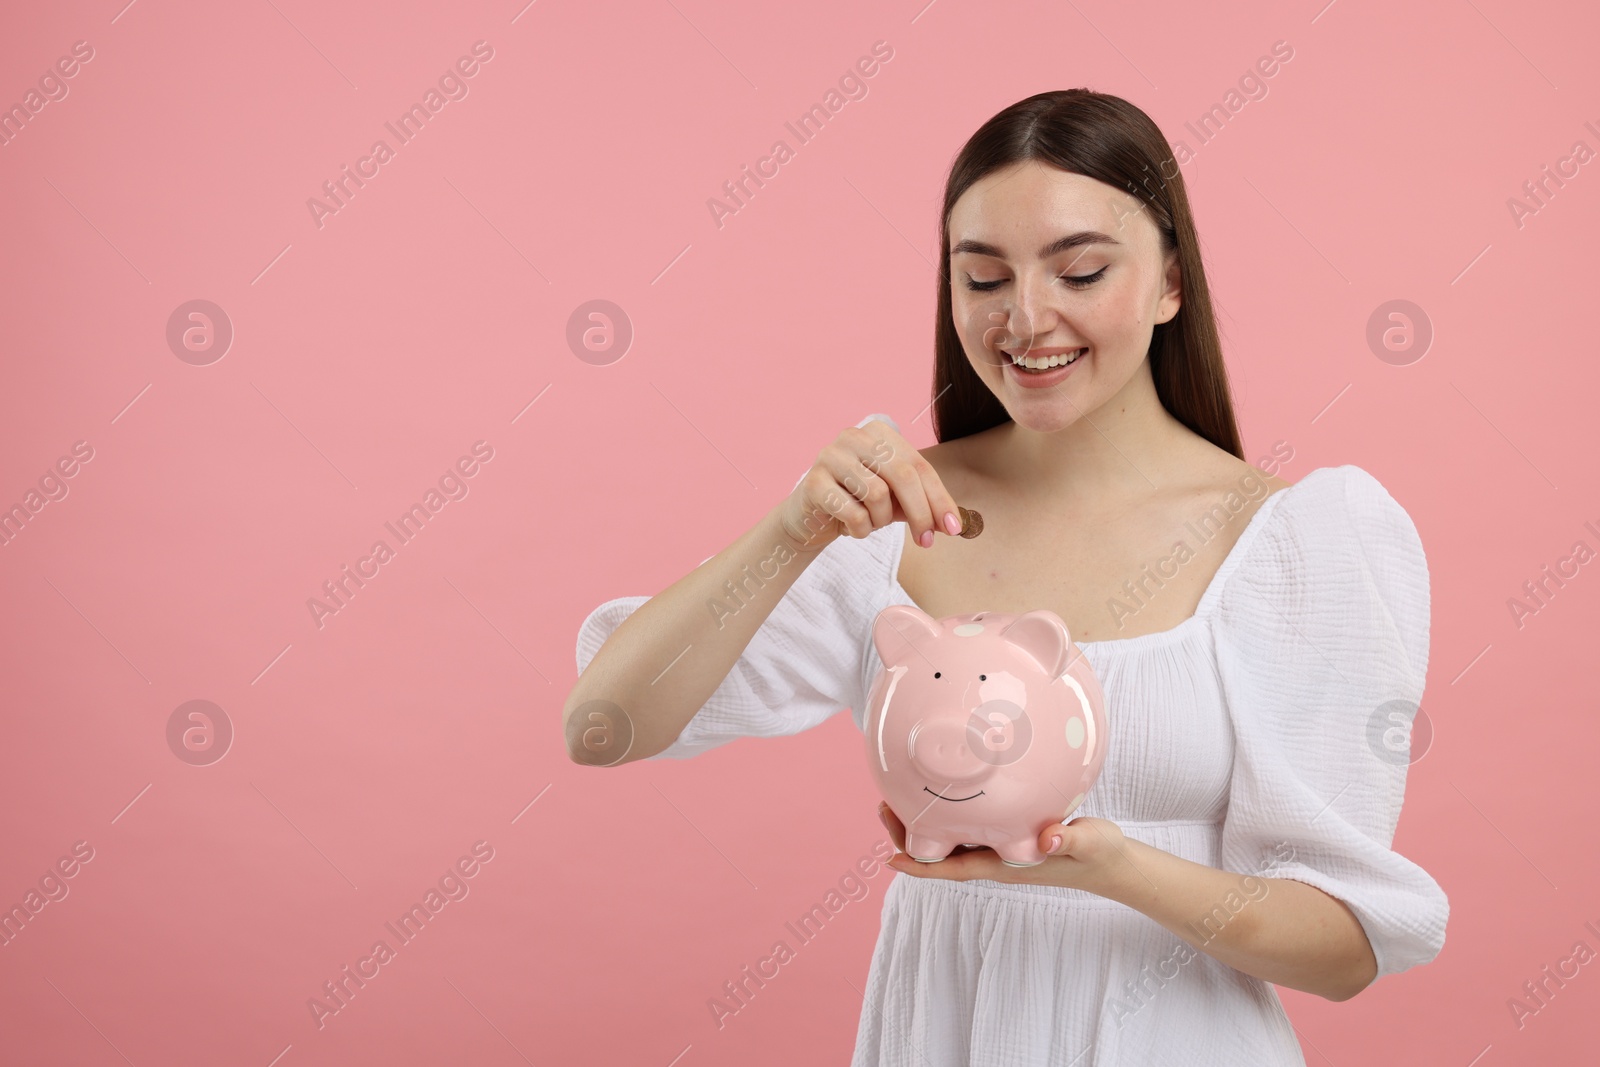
[874,604,941,662]
[998,610,1071,679]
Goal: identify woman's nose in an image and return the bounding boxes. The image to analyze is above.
[999,280,1062,346]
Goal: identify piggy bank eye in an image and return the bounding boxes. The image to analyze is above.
[979,674,987,680]
[933,671,941,678]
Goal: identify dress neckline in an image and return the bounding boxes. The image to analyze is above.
[885,467,1332,653]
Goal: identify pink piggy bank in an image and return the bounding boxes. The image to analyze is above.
[864,605,1109,867]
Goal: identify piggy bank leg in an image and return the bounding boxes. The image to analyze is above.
[995,838,1047,867]
[903,832,959,863]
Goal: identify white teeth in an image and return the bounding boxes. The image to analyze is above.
[1010,348,1084,370]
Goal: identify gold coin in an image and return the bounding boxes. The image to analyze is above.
[957,506,983,538]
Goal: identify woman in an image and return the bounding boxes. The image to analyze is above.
[567,89,1448,1065]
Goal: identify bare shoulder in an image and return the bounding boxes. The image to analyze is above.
[1257,465,1293,493]
[909,425,999,495]
[1197,447,1293,504]
[913,437,969,479]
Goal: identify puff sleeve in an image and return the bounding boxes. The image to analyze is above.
[573,524,896,761]
[1212,465,1448,983]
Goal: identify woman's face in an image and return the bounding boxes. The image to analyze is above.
[947,159,1182,434]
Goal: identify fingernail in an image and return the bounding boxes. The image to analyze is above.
[919,529,934,548]
[1048,834,1062,854]
[943,512,961,535]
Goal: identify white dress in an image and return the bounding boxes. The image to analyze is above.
[574,463,1448,1066]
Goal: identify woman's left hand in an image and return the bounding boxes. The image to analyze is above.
[878,800,1129,891]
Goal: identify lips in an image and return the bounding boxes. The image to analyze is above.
[1004,347,1086,369]
[1001,346,1086,388]
[1003,346,1082,359]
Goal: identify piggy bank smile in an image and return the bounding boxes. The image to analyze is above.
[923,787,986,802]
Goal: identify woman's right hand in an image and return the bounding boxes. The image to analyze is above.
[776,418,964,552]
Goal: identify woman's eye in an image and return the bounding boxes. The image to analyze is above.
[962,266,1106,292]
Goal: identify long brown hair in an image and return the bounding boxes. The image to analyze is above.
[931,89,1243,459]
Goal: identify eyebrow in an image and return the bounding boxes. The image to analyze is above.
[949,231,1122,260]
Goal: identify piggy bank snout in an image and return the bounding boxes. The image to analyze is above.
[908,718,992,786]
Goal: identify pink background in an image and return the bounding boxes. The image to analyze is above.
[2,0,1597,1063]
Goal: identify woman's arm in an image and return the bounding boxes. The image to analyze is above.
[1084,836,1377,1001]
[567,418,966,765]
[564,501,839,764]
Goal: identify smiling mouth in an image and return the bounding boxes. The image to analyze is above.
[1002,346,1086,370]
[924,786,984,802]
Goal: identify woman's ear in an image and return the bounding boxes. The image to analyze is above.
[1156,247,1182,325]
